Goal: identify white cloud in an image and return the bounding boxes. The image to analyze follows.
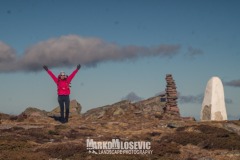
[0,41,18,72]
[0,35,181,72]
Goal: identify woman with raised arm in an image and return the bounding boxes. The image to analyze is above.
[43,64,81,123]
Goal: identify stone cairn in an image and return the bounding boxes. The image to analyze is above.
[164,74,180,115]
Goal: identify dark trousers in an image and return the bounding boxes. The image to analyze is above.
[58,95,70,122]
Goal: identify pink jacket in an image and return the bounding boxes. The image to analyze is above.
[47,69,79,95]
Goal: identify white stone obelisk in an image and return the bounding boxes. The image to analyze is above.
[201,77,227,121]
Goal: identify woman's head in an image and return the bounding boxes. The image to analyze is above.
[59,71,67,80]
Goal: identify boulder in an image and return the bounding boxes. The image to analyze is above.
[0,113,11,120]
[14,107,50,122]
[21,107,49,117]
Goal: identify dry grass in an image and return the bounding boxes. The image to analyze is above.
[164,124,240,150]
[1,116,240,159]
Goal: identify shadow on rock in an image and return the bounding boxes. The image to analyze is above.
[48,115,62,123]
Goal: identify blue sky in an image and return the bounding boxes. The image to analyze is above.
[0,0,240,120]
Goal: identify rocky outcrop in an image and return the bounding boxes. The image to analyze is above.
[21,107,49,117]
[7,100,82,123]
[82,74,185,121]
[0,113,11,121]
[83,94,181,121]
[83,100,132,121]
[13,107,50,122]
